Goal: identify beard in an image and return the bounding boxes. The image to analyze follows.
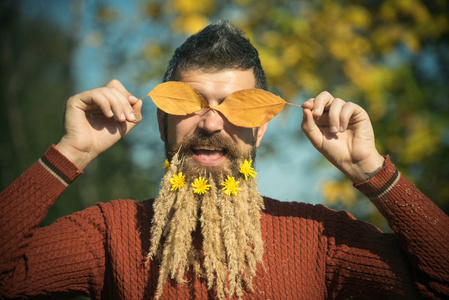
[147,132,264,299]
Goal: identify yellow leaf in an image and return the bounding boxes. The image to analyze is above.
[210,88,295,128]
[146,81,208,115]
[144,82,300,128]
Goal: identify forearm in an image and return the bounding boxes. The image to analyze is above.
[355,157,449,297]
[0,145,82,248]
[0,145,87,297]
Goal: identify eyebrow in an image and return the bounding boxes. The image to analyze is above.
[196,89,227,103]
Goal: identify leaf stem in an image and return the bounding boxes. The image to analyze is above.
[286,102,302,108]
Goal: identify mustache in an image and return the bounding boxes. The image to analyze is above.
[166,132,244,161]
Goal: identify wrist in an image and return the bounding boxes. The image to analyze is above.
[54,141,94,170]
[345,154,385,184]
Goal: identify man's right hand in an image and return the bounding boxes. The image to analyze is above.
[55,79,143,170]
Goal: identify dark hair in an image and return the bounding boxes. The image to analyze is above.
[163,20,267,90]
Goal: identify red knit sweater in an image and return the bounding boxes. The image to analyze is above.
[1,145,448,299]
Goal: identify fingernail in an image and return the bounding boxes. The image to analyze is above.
[120,113,126,120]
[330,126,338,133]
[129,113,136,121]
[339,126,345,132]
[129,95,138,101]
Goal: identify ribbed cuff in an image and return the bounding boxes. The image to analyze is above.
[354,156,400,199]
[39,145,83,186]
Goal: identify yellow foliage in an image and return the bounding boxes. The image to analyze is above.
[261,31,282,48]
[173,0,213,14]
[395,0,430,24]
[174,14,209,35]
[424,15,449,38]
[296,69,323,94]
[323,179,357,206]
[344,5,372,29]
[402,119,441,164]
[329,40,352,61]
[343,59,394,120]
[372,24,404,53]
[259,49,284,78]
[281,42,301,68]
[329,36,370,61]
[379,2,397,22]
[386,135,404,155]
[403,32,421,52]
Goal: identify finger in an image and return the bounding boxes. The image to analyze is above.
[301,98,315,110]
[109,88,137,122]
[106,80,139,122]
[327,98,345,133]
[106,79,132,97]
[301,107,322,149]
[77,89,114,118]
[119,99,144,137]
[339,101,358,131]
[312,91,334,118]
[128,94,139,105]
[101,88,128,122]
[130,98,143,124]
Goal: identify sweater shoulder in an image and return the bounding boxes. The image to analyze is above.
[261,196,383,237]
[262,196,335,221]
[95,198,154,219]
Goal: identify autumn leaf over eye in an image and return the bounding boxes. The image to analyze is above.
[142,82,300,127]
[145,81,208,115]
[210,89,300,128]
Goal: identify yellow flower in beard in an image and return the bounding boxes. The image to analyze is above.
[239,159,257,180]
[163,159,170,172]
[191,177,211,195]
[221,176,241,196]
[170,172,185,191]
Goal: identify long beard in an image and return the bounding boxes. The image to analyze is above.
[147,135,264,299]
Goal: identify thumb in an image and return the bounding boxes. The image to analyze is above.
[130,98,143,124]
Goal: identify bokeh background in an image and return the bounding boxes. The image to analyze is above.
[1,0,448,232]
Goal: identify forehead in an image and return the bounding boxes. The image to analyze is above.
[177,69,256,99]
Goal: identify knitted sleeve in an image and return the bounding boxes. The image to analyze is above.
[325,156,449,299]
[0,145,107,299]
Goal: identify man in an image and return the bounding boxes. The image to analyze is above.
[1,20,448,299]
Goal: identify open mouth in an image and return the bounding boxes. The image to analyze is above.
[192,145,227,166]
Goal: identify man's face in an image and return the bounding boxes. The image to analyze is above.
[158,68,268,172]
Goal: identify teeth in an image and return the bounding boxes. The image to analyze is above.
[193,145,223,151]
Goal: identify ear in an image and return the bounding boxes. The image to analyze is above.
[254,122,268,148]
[157,108,167,142]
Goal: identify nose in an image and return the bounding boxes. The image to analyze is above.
[198,109,224,134]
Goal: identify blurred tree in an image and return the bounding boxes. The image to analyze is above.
[0,1,160,226]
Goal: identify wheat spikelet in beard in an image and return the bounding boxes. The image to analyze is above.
[200,177,227,300]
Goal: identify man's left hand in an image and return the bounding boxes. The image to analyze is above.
[301,91,385,183]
